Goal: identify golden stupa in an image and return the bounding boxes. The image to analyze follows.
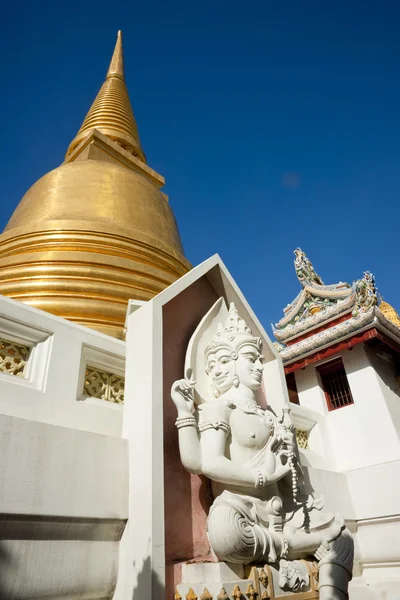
[379,300,400,329]
[0,31,190,338]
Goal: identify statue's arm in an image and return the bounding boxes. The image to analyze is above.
[200,426,259,487]
[175,411,202,475]
[171,376,201,474]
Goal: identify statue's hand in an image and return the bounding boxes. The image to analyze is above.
[281,429,295,452]
[270,430,288,454]
[262,449,292,484]
[274,449,292,481]
[171,368,196,415]
[271,428,295,455]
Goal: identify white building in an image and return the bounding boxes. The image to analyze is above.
[274,248,400,599]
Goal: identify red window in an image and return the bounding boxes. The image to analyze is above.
[286,372,300,405]
[317,358,354,411]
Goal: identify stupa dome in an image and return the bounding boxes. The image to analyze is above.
[4,159,185,255]
[0,32,190,338]
[379,300,400,329]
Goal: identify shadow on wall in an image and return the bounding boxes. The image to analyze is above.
[132,556,164,600]
[0,542,12,599]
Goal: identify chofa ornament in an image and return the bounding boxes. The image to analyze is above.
[294,248,324,286]
[171,298,353,599]
[352,270,378,316]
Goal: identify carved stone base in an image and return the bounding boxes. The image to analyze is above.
[175,561,319,600]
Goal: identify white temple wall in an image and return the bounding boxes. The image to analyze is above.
[294,365,326,414]
[0,412,128,598]
[301,460,400,594]
[341,345,400,469]
[365,347,400,433]
[301,465,355,518]
[294,361,362,471]
[0,294,125,438]
[293,345,400,471]
[289,403,336,470]
[291,344,400,596]
[0,295,129,598]
[346,459,400,520]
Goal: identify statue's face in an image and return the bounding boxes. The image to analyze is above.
[206,348,236,395]
[235,344,264,391]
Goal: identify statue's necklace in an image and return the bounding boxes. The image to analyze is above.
[236,401,265,416]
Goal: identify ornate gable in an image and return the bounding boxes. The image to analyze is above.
[273,250,377,344]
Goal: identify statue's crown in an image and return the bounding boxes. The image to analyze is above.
[205,302,262,358]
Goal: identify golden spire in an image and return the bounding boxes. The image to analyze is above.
[107,30,124,79]
[66,30,146,162]
[0,31,190,339]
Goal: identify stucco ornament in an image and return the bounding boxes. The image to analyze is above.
[278,559,309,592]
[171,299,353,599]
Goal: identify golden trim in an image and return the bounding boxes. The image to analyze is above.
[250,562,319,600]
[66,130,164,188]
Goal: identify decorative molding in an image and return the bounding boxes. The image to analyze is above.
[84,366,125,404]
[176,560,322,600]
[295,429,309,450]
[278,559,309,592]
[280,304,400,367]
[274,300,354,342]
[361,560,400,569]
[0,338,31,377]
[77,344,125,405]
[66,129,165,189]
[0,313,52,346]
[279,309,375,364]
[232,585,245,600]
[0,314,53,392]
[290,406,318,432]
[356,514,400,527]
[246,583,258,599]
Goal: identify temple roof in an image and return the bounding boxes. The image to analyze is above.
[273,249,400,365]
[273,249,377,343]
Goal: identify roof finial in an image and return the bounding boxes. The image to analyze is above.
[107,30,124,80]
[294,248,324,286]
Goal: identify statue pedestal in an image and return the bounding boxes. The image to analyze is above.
[176,560,319,599]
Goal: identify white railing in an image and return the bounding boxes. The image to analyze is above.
[0,295,126,437]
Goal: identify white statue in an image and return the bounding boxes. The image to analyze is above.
[171,299,353,599]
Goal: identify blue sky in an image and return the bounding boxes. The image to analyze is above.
[1,1,399,330]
